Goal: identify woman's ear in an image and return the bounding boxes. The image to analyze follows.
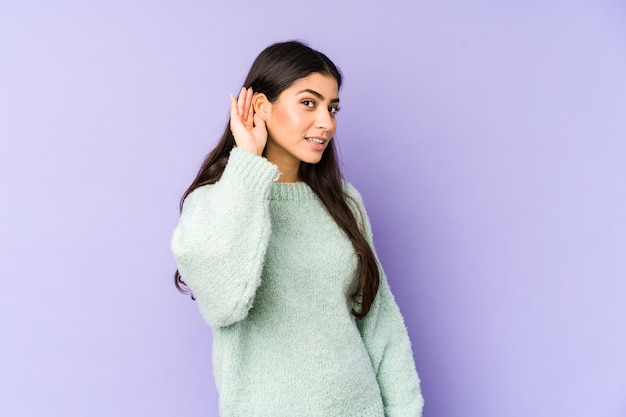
[253,93,271,121]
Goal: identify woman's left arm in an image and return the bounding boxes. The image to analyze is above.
[345,183,424,417]
[357,269,424,417]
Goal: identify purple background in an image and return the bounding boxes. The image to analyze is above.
[2,1,625,416]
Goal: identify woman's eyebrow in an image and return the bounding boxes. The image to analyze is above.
[297,88,340,103]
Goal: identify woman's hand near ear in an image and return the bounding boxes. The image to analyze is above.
[230,87,268,156]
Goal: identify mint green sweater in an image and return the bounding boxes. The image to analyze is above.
[171,148,424,417]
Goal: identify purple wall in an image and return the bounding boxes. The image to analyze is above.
[2,1,625,416]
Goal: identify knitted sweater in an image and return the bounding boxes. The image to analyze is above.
[171,148,424,417]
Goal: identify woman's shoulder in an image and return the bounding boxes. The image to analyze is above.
[341,180,371,232]
[341,180,367,210]
[341,180,362,201]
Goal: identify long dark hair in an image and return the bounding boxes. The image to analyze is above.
[174,40,379,319]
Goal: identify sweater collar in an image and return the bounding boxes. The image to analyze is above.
[270,181,317,201]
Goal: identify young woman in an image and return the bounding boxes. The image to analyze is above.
[171,41,424,417]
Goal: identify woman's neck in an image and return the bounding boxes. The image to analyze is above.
[265,149,301,182]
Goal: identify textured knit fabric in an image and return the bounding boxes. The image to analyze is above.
[171,148,424,417]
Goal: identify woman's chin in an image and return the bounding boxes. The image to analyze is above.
[300,153,324,164]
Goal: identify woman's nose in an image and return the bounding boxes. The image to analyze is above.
[315,108,333,130]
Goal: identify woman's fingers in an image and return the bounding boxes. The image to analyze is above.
[230,88,266,156]
[243,88,253,124]
[246,89,254,122]
[230,94,240,121]
[237,87,246,117]
[234,87,255,127]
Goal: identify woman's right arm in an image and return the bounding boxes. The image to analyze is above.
[170,147,278,328]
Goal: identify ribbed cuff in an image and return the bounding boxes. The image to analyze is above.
[221,147,280,194]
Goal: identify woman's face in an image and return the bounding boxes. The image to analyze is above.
[263,72,340,168]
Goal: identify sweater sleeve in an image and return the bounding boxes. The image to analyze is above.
[170,148,279,328]
[344,183,425,417]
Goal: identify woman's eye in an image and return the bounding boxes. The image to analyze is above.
[302,100,315,108]
[329,106,341,115]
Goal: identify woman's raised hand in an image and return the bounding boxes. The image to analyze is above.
[230,87,268,156]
